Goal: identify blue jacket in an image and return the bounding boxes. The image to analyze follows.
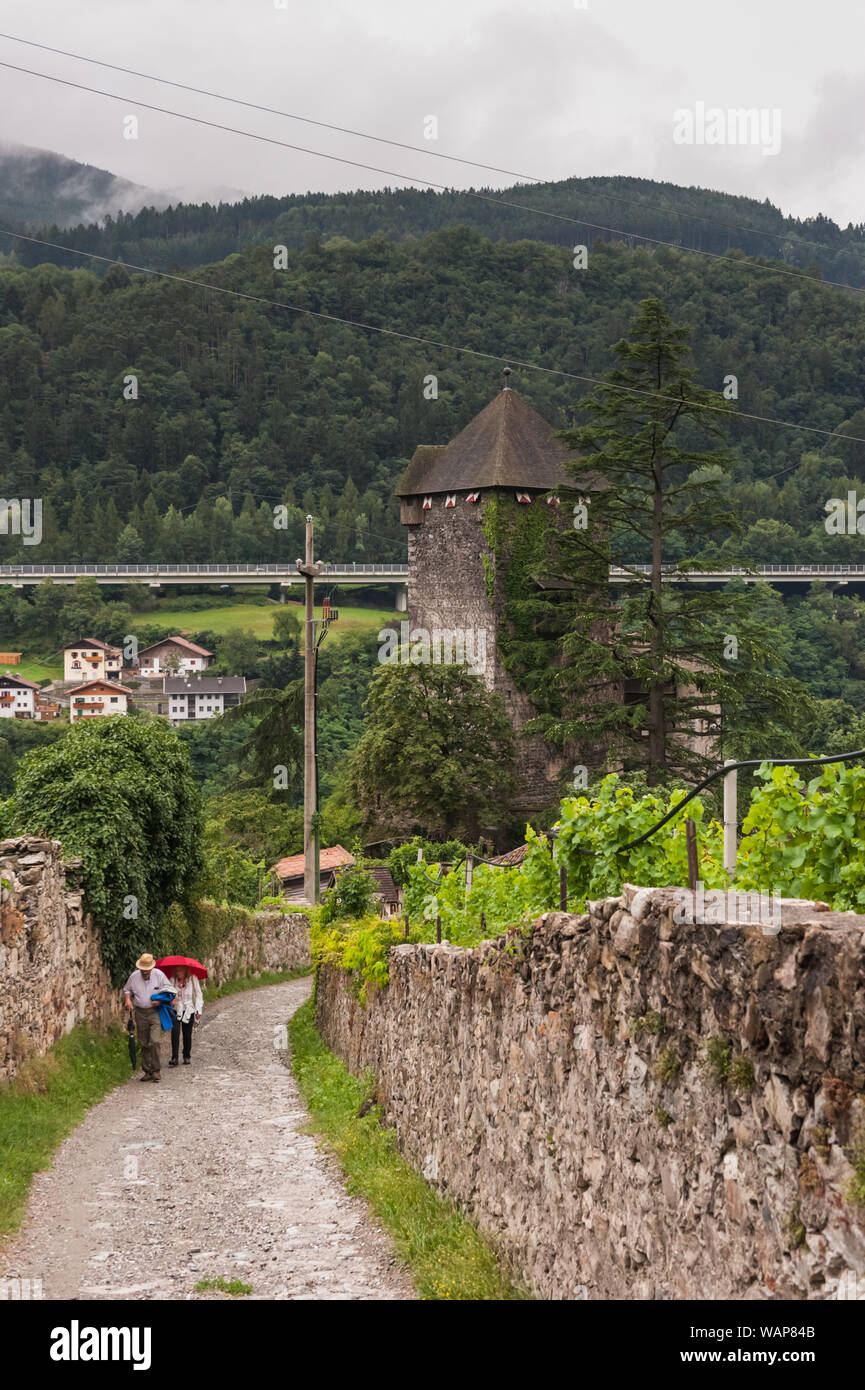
[150,990,177,1032]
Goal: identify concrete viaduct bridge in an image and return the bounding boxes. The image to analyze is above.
[0,562,863,605]
[0,562,412,609]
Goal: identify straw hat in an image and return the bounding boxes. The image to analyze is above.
[136,953,157,971]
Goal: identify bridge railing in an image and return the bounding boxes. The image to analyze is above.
[611,563,865,577]
[0,562,409,576]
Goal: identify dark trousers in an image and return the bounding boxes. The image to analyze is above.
[134,1006,163,1076]
[171,1017,194,1061]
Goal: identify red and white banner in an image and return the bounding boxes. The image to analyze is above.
[516,492,532,504]
[466,491,480,503]
[422,496,432,510]
[444,494,456,508]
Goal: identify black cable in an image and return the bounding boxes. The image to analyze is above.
[0,30,855,263]
[0,56,862,300]
[576,747,865,855]
[419,747,865,883]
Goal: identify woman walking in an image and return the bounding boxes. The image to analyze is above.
[167,963,203,1067]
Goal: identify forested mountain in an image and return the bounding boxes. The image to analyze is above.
[0,143,157,230]
[2,222,865,565]
[10,172,865,291]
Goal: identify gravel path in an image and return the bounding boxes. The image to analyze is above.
[2,978,414,1300]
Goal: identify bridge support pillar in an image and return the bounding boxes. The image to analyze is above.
[395,583,408,613]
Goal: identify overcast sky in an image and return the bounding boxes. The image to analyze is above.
[0,0,863,225]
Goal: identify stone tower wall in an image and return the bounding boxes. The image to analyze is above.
[406,493,566,809]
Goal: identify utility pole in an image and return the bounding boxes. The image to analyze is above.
[299,516,318,907]
[296,518,337,908]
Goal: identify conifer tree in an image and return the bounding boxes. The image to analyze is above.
[514,298,805,782]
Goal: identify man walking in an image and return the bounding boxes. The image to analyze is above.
[123,953,174,1082]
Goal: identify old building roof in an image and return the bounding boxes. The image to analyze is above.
[64,638,122,653]
[68,679,130,695]
[367,866,400,903]
[139,636,213,658]
[0,673,40,690]
[487,843,529,868]
[163,676,246,695]
[270,845,355,880]
[396,387,582,496]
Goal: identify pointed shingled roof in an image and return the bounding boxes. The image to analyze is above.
[396,387,579,496]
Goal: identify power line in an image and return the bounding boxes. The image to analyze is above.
[2,224,865,446]
[1,57,863,302]
[0,29,857,263]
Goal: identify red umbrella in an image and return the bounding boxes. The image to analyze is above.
[155,954,208,980]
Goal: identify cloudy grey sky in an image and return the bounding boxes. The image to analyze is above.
[0,0,862,224]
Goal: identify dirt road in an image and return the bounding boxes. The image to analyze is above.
[2,978,413,1300]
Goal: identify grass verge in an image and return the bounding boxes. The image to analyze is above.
[194,1275,253,1297]
[203,966,311,1003]
[0,1024,130,1243]
[289,997,529,1301]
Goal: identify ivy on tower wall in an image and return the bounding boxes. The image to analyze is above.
[481,494,559,703]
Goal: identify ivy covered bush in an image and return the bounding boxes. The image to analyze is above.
[11,715,205,982]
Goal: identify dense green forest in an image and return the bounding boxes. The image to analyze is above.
[10,173,865,291]
[4,173,865,864]
[3,221,865,567]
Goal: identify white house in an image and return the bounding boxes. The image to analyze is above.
[137,637,213,676]
[63,639,124,684]
[68,679,130,722]
[0,673,39,719]
[163,674,246,724]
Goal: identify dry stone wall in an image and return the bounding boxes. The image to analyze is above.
[0,836,121,1081]
[317,885,865,1300]
[0,836,311,1082]
[205,910,310,989]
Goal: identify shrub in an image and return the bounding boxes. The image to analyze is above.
[12,716,204,982]
[319,863,377,924]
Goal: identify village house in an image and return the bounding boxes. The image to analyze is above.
[270,845,355,904]
[68,679,130,722]
[137,636,213,676]
[63,639,123,684]
[34,691,64,721]
[267,848,400,915]
[0,672,39,718]
[366,865,402,917]
[164,674,245,723]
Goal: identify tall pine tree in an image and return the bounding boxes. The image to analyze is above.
[513,298,805,783]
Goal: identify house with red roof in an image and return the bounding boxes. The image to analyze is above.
[0,672,40,719]
[68,679,130,722]
[269,845,355,903]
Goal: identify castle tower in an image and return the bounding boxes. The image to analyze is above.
[396,378,587,810]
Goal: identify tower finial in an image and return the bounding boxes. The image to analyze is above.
[502,366,512,390]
